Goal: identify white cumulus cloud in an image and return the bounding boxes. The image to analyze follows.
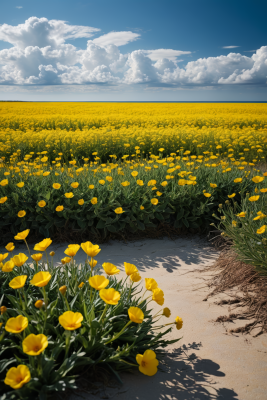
[0,17,266,87]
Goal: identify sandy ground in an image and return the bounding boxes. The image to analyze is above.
[2,236,267,399]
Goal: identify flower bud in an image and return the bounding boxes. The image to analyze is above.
[0,305,7,314]
[59,285,67,296]
[35,300,44,309]
[163,307,171,318]
[219,204,223,209]
[50,251,55,257]
[225,200,230,204]
[78,282,85,288]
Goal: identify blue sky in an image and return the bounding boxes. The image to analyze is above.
[0,0,266,101]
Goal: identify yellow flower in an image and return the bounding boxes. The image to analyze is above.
[53,183,61,189]
[232,220,237,227]
[0,253,8,263]
[178,179,186,186]
[65,244,80,257]
[35,300,44,309]
[59,311,83,330]
[99,288,120,305]
[4,365,31,389]
[260,188,267,193]
[56,205,64,211]
[34,238,52,251]
[136,350,158,376]
[0,179,8,186]
[257,225,266,234]
[81,241,101,257]
[31,253,43,262]
[228,193,236,198]
[131,171,138,177]
[30,271,51,287]
[99,180,105,185]
[9,275,27,289]
[59,285,67,295]
[65,192,74,198]
[128,306,144,323]
[43,171,50,177]
[89,258,98,269]
[89,275,109,290]
[38,200,46,208]
[18,210,26,218]
[130,271,141,282]
[5,243,15,252]
[152,288,164,305]
[91,197,98,205]
[249,195,260,202]
[124,262,138,276]
[78,282,85,288]
[234,178,242,183]
[106,176,113,182]
[151,198,158,205]
[237,212,246,217]
[78,199,84,205]
[140,205,144,210]
[17,182,25,188]
[2,260,15,272]
[210,183,217,188]
[145,278,158,291]
[13,253,28,267]
[163,307,171,317]
[161,181,168,187]
[71,182,79,188]
[0,196,7,204]
[175,316,183,330]
[22,334,48,356]
[121,181,130,187]
[148,180,157,186]
[102,262,120,275]
[204,193,211,198]
[1,305,7,314]
[114,207,124,214]
[5,315,28,333]
[159,148,164,152]
[136,179,144,186]
[252,176,264,184]
[156,191,162,196]
[89,184,94,189]
[61,257,71,265]
[14,229,30,241]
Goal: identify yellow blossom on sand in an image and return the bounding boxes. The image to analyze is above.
[38,200,46,208]
[4,365,31,389]
[128,307,144,323]
[53,183,61,189]
[61,257,71,265]
[22,334,48,356]
[30,271,51,287]
[5,243,15,252]
[249,195,260,202]
[81,241,101,257]
[145,278,158,291]
[2,260,15,272]
[5,315,28,334]
[163,307,171,317]
[99,288,121,305]
[35,300,44,309]
[59,285,67,295]
[114,207,124,214]
[34,238,52,252]
[56,205,64,211]
[14,229,30,241]
[252,176,264,184]
[0,253,8,263]
[152,288,164,306]
[257,225,266,234]
[89,275,109,290]
[31,254,43,262]
[175,316,183,330]
[65,244,80,257]
[102,262,120,275]
[91,197,98,205]
[136,350,159,376]
[18,210,26,218]
[124,262,138,276]
[9,275,27,289]
[130,271,141,282]
[59,311,83,330]
[78,199,84,205]
[65,192,74,198]
[13,253,28,267]
[151,198,158,205]
[228,193,236,198]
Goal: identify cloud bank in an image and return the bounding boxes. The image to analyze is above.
[0,17,266,87]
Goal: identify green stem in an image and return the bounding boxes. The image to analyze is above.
[64,331,71,360]
[24,239,31,257]
[105,321,132,345]
[99,304,108,323]
[126,281,133,302]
